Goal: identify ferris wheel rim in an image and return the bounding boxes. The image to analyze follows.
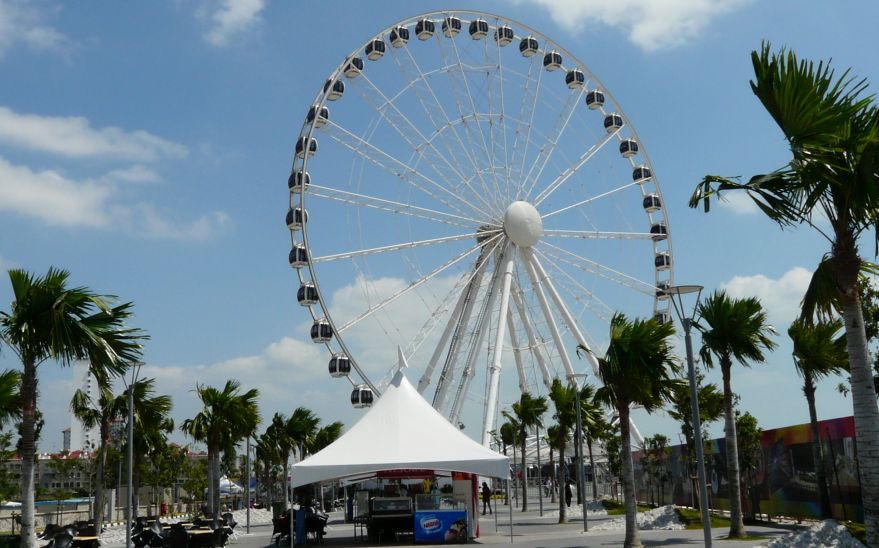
[287,9,674,414]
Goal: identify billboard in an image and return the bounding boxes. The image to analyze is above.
[633,415,862,522]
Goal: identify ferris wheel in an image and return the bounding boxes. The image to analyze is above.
[287,10,673,446]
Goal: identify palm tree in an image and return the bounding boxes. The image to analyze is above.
[544,425,563,504]
[548,379,577,524]
[499,422,516,505]
[689,43,879,544]
[181,380,260,522]
[667,372,723,511]
[789,318,848,518]
[128,378,174,519]
[504,392,548,512]
[580,386,608,502]
[268,413,294,501]
[0,370,21,427]
[287,407,320,462]
[592,312,680,548]
[696,292,776,538]
[70,380,127,535]
[0,268,145,548]
[255,429,280,505]
[311,422,344,453]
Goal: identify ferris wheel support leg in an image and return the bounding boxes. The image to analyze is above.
[521,248,576,380]
[628,413,644,447]
[506,309,527,394]
[419,252,486,394]
[449,248,506,422]
[481,252,516,447]
[528,251,601,376]
[433,247,496,410]
[511,280,553,389]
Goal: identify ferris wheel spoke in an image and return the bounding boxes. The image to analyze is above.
[520,247,576,380]
[352,72,500,215]
[532,126,621,206]
[433,30,505,211]
[392,45,503,214]
[312,231,497,264]
[307,185,491,229]
[517,50,545,190]
[526,249,600,374]
[510,277,553,388]
[490,22,513,204]
[532,247,615,322]
[540,180,641,220]
[543,229,655,240]
[521,86,585,201]
[335,233,501,334]
[538,241,657,295]
[508,54,538,190]
[321,120,485,219]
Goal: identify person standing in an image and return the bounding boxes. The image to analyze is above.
[481,482,492,515]
[564,480,573,508]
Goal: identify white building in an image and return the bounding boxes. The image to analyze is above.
[68,361,99,452]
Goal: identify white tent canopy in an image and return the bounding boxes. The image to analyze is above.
[291,353,509,488]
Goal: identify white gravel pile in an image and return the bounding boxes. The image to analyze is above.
[760,520,864,547]
[545,499,608,519]
[590,504,685,531]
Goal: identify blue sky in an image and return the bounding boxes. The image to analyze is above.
[1,0,878,453]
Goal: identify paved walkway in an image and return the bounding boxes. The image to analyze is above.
[219,501,803,547]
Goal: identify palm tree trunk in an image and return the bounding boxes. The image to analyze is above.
[588,436,597,501]
[837,270,879,546]
[721,361,746,538]
[618,403,641,548]
[574,426,582,505]
[94,441,105,534]
[804,375,832,518]
[211,453,221,525]
[520,430,528,511]
[19,359,37,548]
[549,448,556,504]
[558,434,567,524]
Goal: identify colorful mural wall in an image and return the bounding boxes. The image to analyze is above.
[633,415,862,521]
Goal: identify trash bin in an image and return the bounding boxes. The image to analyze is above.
[272,501,287,519]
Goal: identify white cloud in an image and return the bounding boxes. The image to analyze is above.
[203,0,266,47]
[519,0,753,52]
[0,157,112,227]
[0,0,73,58]
[102,165,162,184]
[0,106,188,161]
[0,156,228,241]
[127,204,230,242]
[720,266,812,327]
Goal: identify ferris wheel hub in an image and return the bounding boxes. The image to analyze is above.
[503,201,543,248]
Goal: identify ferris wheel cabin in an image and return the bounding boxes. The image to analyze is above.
[295,137,317,159]
[390,26,409,47]
[543,51,562,71]
[650,222,668,241]
[351,385,374,408]
[286,207,307,230]
[442,16,461,37]
[365,38,386,60]
[329,353,351,378]
[323,79,344,101]
[565,69,585,89]
[288,244,308,269]
[495,25,514,46]
[603,113,623,132]
[297,282,319,306]
[415,19,435,40]
[306,105,328,128]
[343,57,363,78]
[519,36,539,57]
[469,19,489,39]
[311,318,333,343]
[288,170,310,192]
[633,165,653,183]
[654,252,671,270]
[643,193,662,212]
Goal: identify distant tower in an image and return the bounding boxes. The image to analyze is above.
[69,361,99,452]
[62,428,71,452]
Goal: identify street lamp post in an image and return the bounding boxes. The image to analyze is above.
[667,285,711,548]
[572,374,588,533]
[246,436,251,534]
[122,362,142,548]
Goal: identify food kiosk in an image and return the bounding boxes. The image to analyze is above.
[413,494,468,543]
